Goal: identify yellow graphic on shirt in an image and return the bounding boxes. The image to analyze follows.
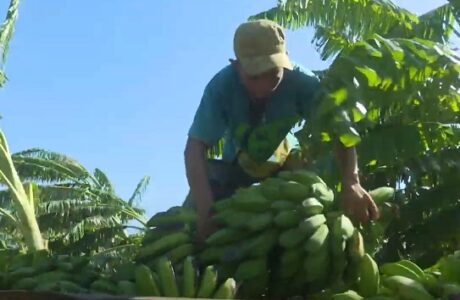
[235,117,299,178]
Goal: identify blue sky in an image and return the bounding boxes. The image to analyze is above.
[0,0,448,218]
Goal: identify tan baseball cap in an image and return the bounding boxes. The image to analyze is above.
[233,19,293,76]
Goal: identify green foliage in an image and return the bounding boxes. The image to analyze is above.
[250,0,460,268]
[0,0,20,87]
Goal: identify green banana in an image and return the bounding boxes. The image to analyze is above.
[182,257,197,298]
[279,180,310,202]
[347,229,365,262]
[281,247,304,266]
[197,266,218,298]
[232,187,271,212]
[397,260,425,279]
[274,210,302,228]
[311,182,334,206]
[301,197,324,216]
[135,264,161,296]
[206,228,248,246]
[380,262,421,281]
[279,227,307,248]
[383,275,434,300]
[243,229,279,257]
[213,197,234,212]
[155,257,179,297]
[117,280,136,296]
[369,187,395,205]
[246,211,274,231]
[278,170,325,186]
[299,214,327,236]
[332,214,355,240]
[143,228,180,245]
[165,243,194,264]
[11,277,38,290]
[235,258,267,281]
[198,247,221,265]
[304,247,330,282]
[90,279,118,295]
[357,254,380,297]
[260,177,284,201]
[278,248,303,278]
[332,290,363,299]
[146,206,197,227]
[138,231,190,260]
[304,223,329,253]
[213,278,237,299]
[214,210,254,228]
[271,200,296,211]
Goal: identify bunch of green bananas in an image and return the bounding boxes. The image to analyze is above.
[0,249,131,295]
[135,256,237,299]
[137,206,197,269]
[329,253,460,300]
[200,170,396,299]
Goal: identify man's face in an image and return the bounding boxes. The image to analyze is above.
[233,61,284,100]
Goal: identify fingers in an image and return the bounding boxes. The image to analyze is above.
[368,197,380,221]
[364,190,380,221]
[356,206,369,224]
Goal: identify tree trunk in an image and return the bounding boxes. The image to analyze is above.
[0,130,45,251]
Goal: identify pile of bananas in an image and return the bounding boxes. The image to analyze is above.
[136,206,198,270]
[327,252,460,299]
[135,256,236,299]
[199,170,394,298]
[0,249,127,295]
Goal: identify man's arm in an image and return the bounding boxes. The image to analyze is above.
[335,141,379,223]
[184,137,216,244]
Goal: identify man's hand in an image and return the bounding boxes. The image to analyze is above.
[185,137,218,248]
[341,182,380,224]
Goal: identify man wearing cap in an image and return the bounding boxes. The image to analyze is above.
[184,20,379,244]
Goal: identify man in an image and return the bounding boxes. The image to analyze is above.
[184,19,379,244]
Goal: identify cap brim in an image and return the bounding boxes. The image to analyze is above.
[239,52,293,76]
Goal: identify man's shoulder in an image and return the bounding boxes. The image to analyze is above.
[288,62,321,88]
[205,64,238,93]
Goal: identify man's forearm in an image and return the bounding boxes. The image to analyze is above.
[334,141,360,185]
[184,139,214,218]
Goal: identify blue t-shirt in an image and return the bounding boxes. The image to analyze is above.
[189,63,321,163]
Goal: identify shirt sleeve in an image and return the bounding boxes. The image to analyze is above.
[188,81,227,147]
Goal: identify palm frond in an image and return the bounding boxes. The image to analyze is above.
[0,189,12,206]
[64,215,122,243]
[128,176,150,206]
[93,168,114,193]
[37,199,111,218]
[37,184,89,203]
[0,0,19,87]
[250,0,417,59]
[448,0,460,29]
[409,4,456,43]
[48,225,127,255]
[0,206,17,225]
[312,26,354,60]
[12,148,90,184]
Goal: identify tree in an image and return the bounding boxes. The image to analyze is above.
[0,147,149,258]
